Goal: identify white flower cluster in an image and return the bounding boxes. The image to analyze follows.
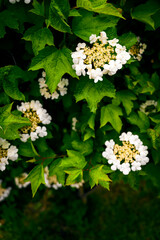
[15,173,30,188]
[9,0,31,4]
[0,180,11,202]
[44,167,62,190]
[17,100,52,142]
[71,180,85,189]
[38,71,69,100]
[129,37,147,61]
[0,138,18,171]
[140,100,157,115]
[72,117,78,131]
[102,132,149,175]
[71,31,130,83]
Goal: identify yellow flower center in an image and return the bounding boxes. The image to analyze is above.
[83,42,116,69]
[20,110,41,134]
[113,141,139,163]
[129,44,141,56]
[17,174,27,185]
[48,175,58,185]
[0,147,7,159]
[0,185,6,196]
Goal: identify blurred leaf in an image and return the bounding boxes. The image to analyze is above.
[119,32,137,49]
[0,10,19,38]
[83,128,95,141]
[0,66,27,101]
[30,0,45,17]
[128,111,150,133]
[72,138,93,156]
[112,90,137,115]
[131,0,160,29]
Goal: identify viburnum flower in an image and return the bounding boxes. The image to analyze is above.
[0,138,18,171]
[70,180,85,189]
[9,0,31,3]
[38,71,69,100]
[17,100,52,142]
[129,37,147,61]
[15,173,30,188]
[139,100,157,115]
[102,132,149,175]
[44,167,62,190]
[71,31,131,83]
[0,180,11,202]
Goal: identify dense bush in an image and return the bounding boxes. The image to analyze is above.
[0,0,160,237]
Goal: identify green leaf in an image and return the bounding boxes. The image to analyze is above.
[112,90,137,115]
[100,104,123,133]
[144,163,160,189]
[89,164,111,188]
[69,9,81,17]
[48,0,71,33]
[25,164,45,197]
[0,66,26,101]
[30,0,45,17]
[72,9,119,41]
[49,159,65,185]
[150,114,160,124]
[71,139,93,156]
[29,46,78,93]
[119,32,138,49]
[60,150,87,169]
[65,169,83,185]
[75,76,115,113]
[23,27,54,55]
[88,114,96,130]
[147,128,159,149]
[77,0,124,19]
[0,103,31,140]
[77,0,106,8]
[83,128,95,141]
[0,10,19,38]
[19,142,38,157]
[127,111,150,133]
[131,0,160,29]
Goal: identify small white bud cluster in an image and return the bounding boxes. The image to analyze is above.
[9,0,31,4]
[17,100,52,142]
[38,71,69,100]
[0,138,18,171]
[0,180,11,202]
[140,100,157,115]
[72,117,78,131]
[102,132,149,175]
[129,37,147,61]
[71,31,130,83]
[44,167,62,190]
[70,180,85,189]
[15,173,30,188]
